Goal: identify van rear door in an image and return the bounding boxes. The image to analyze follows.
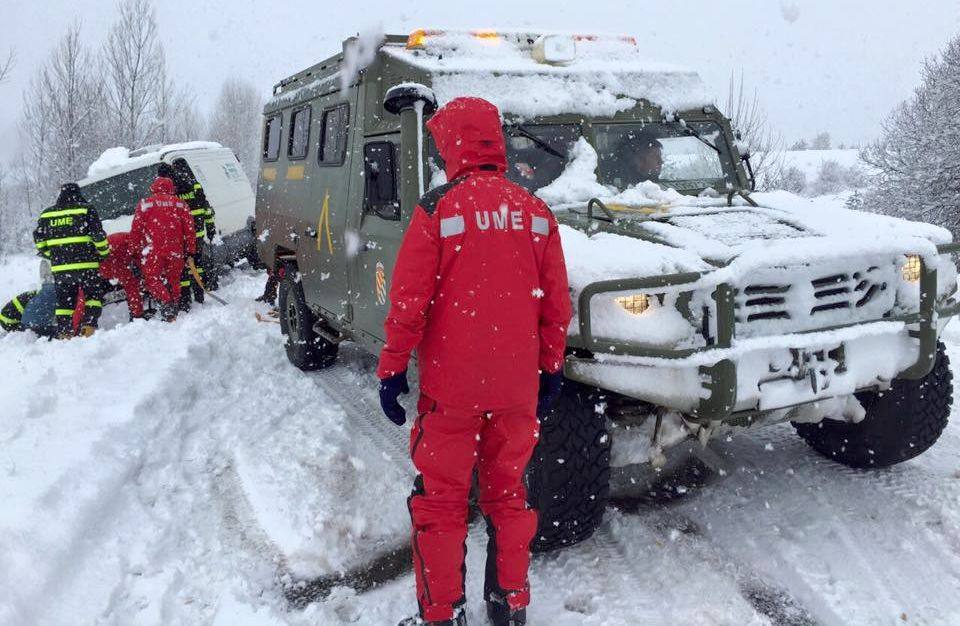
[181,149,255,236]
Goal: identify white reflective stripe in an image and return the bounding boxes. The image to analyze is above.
[440,215,465,238]
[531,216,550,236]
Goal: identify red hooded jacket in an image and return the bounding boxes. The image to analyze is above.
[377,97,572,410]
[130,177,197,259]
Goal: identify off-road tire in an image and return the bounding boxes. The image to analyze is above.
[528,381,611,552]
[793,342,952,468]
[278,268,338,371]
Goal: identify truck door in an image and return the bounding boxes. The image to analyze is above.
[300,96,357,322]
[348,137,404,348]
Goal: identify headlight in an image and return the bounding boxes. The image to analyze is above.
[902,255,922,283]
[615,293,651,316]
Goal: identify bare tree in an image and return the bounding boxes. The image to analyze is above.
[155,72,205,143]
[5,23,109,253]
[725,70,785,190]
[101,0,167,148]
[0,49,14,83]
[19,24,107,193]
[207,76,263,180]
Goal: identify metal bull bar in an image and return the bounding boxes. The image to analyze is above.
[572,242,960,422]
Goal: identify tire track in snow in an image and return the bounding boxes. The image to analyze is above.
[309,352,412,471]
[694,424,960,624]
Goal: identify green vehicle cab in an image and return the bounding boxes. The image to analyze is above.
[255,30,960,551]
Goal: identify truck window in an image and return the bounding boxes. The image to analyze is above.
[288,106,312,160]
[80,164,156,221]
[363,142,399,220]
[263,114,283,161]
[319,104,350,165]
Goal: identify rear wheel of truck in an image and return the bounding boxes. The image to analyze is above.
[528,380,611,553]
[793,342,952,468]
[278,268,338,371]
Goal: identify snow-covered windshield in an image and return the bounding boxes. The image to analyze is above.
[594,122,728,192]
[427,121,732,195]
[503,124,583,192]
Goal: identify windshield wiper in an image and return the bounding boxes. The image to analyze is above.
[671,119,721,154]
[509,124,568,160]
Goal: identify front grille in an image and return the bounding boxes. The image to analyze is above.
[734,261,897,336]
[741,284,791,322]
[809,267,886,314]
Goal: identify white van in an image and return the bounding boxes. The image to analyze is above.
[77,142,258,267]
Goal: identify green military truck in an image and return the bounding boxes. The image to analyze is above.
[255,30,960,551]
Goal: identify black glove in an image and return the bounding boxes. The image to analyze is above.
[379,371,410,426]
[537,370,564,417]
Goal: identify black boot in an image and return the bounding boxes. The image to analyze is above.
[161,302,178,322]
[486,595,525,626]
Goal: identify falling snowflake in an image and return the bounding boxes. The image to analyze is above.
[531,288,545,298]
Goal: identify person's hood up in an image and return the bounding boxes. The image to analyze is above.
[55,183,87,208]
[426,97,507,181]
[150,176,176,195]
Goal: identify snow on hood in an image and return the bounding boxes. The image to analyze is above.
[384,35,712,118]
[84,142,223,183]
[542,140,953,296]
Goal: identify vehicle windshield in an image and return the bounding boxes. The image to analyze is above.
[594,121,730,192]
[426,121,733,194]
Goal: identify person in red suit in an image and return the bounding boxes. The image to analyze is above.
[378,97,572,626]
[130,176,196,322]
[98,232,145,320]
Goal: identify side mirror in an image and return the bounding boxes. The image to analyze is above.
[384,83,438,115]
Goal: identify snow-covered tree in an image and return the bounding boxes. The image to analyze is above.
[207,76,263,180]
[859,34,960,236]
[725,70,784,190]
[811,132,832,150]
[101,0,168,148]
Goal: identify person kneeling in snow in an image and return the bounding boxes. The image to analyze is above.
[99,232,146,321]
[378,97,572,626]
[1,290,38,332]
[131,176,197,322]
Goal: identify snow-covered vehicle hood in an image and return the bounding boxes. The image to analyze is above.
[552,184,958,353]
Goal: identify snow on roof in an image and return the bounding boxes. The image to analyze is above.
[82,141,224,184]
[384,33,713,118]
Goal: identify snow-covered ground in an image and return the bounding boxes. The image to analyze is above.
[779,149,870,179]
[2,253,960,626]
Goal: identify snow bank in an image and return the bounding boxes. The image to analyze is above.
[84,141,224,182]
[0,266,409,624]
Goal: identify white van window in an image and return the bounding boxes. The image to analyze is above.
[81,165,156,220]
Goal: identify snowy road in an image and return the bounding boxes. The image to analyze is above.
[2,254,959,625]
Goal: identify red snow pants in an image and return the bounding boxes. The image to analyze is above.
[409,394,539,622]
[143,252,184,305]
[100,261,144,318]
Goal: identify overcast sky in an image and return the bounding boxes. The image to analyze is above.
[2,0,959,162]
